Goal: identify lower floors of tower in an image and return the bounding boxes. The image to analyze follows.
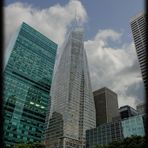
[45,137,86,148]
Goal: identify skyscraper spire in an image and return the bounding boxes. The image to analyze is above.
[71,6,83,30]
[74,7,77,26]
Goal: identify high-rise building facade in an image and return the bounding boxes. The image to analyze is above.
[45,27,96,148]
[119,105,138,120]
[130,12,146,89]
[136,103,145,115]
[86,114,145,148]
[93,87,119,126]
[3,22,57,147]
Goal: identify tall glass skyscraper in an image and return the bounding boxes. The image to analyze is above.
[45,27,96,148]
[130,12,146,89]
[3,22,57,147]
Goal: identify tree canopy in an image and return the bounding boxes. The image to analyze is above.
[93,135,145,148]
[13,142,45,148]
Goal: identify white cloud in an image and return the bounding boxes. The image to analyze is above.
[4,0,87,49]
[85,29,144,108]
[95,29,122,42]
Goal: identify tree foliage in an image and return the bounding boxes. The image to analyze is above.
[94,135,145,148]
[13,142,45,148]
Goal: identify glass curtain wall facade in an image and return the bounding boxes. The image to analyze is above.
[86,121,123,148]
[121,115,145,138]
[45,27,96,148]
[86,115,145,148]
[3,22,57,147]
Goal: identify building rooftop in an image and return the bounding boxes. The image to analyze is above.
[130,11,145,23]
[119,105,137,112]
[93,87,117,96]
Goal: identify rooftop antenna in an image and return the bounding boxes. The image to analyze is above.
[69,6,83,34]
[74,7,84,36]
[74,6,82,26]
[74,7,78,27]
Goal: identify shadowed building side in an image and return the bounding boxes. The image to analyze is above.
[93,87,119,126]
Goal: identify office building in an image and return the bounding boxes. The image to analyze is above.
[130,12,147,89]
[119,105,138,119]
[136,103,145,115]
[93,87,119,126]
[3,22,57,147]
[86,121,123,148]
[45,27,96,148]
[121,115,145,138]
[86,114,145,147]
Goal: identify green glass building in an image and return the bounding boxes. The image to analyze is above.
[3,22,57,147]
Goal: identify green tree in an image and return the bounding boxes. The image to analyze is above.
[93,144,109,148]
[13,143,30,148]
[94,135,145,148]
[121,135,145,148]
[13,142,45,148]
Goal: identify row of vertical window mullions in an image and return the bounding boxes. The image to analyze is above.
[16,36,56,64]
[22,24,57,48]
[20,30,57,54]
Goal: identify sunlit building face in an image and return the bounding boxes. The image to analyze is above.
[45,27,96,148]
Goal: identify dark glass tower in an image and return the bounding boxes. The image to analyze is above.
[93,87,119,126]
[3,22,57,147]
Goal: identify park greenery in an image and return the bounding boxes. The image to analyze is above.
[13,136,145,148]
[13,142,45,148]
[93,135,145,148]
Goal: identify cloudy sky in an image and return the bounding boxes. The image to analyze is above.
[4,0,145,108]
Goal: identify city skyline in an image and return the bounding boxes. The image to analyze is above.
[4,0,145,108]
